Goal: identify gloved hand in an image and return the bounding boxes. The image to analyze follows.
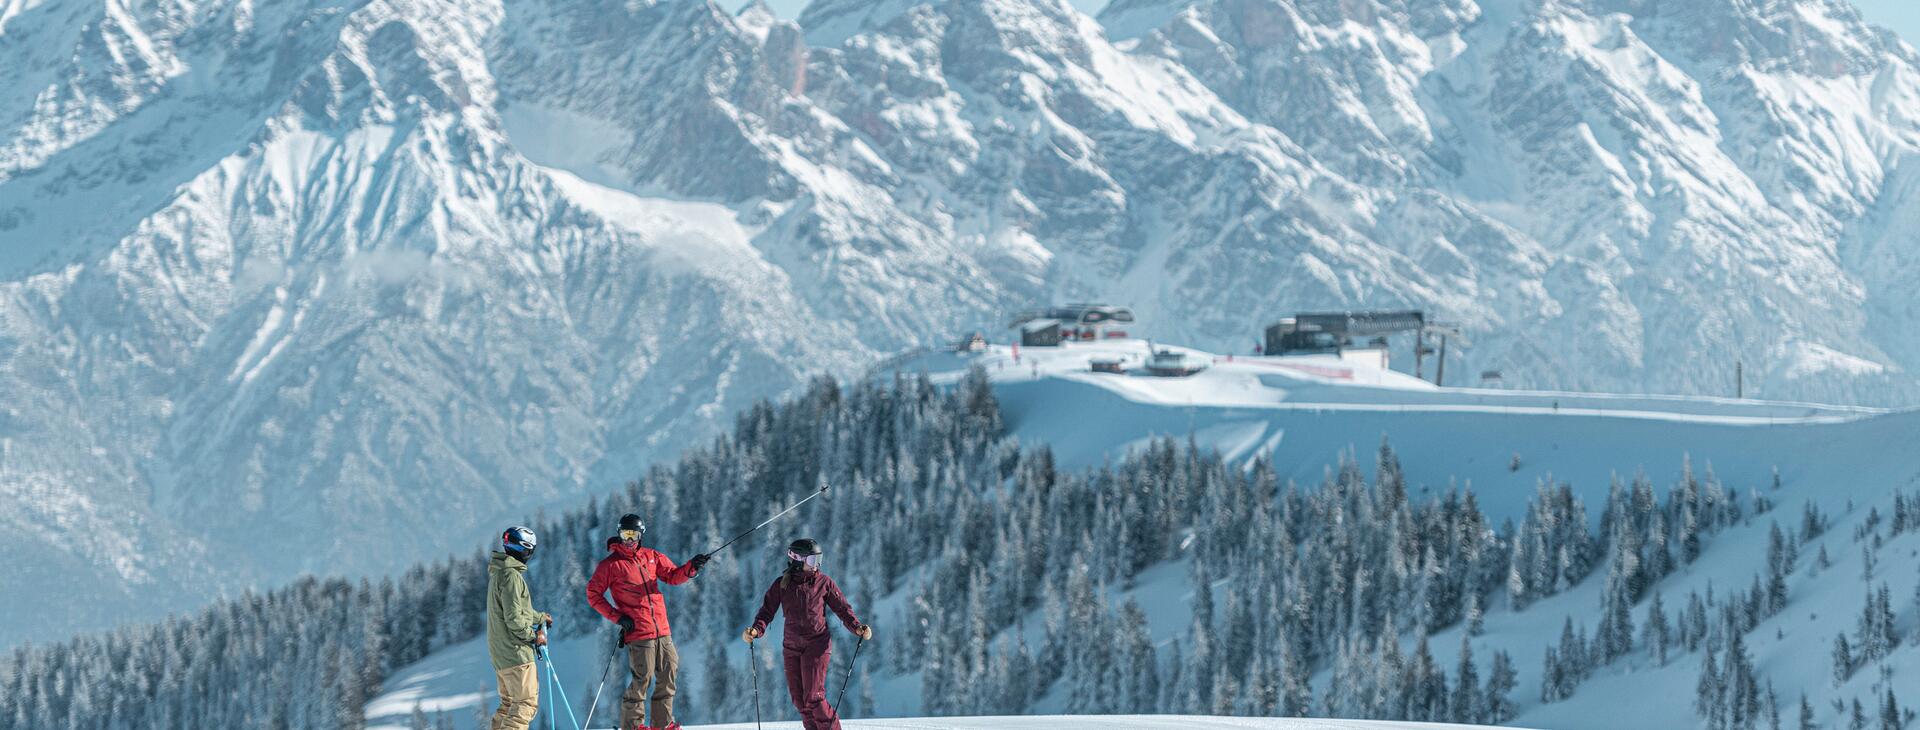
[534,630,548,647]
[541,612,554,628]
[617,616,635,647]
[742,627,762,644]
[689,553,711,571]
[855,625,874,641]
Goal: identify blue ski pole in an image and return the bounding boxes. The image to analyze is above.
[537,642,584,730]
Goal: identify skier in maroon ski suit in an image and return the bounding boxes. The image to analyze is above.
[742,538,872,730]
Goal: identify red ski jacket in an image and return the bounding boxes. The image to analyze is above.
[751,568,864,646]
[587,542,700,643]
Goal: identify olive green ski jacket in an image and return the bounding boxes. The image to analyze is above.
[486,551,545,670]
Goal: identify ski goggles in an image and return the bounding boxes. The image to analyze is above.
[619,529,643,542]
[787,550,822,568]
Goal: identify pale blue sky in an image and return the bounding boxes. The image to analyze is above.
[760,0,1918,44]
[1854,0,1920,44]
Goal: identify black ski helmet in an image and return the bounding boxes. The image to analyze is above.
[502,526,538,561]
[618,513,645,542]
[788,538,822,556]
[786,538,823,571]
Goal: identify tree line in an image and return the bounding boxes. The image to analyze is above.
[3,367,1911,729]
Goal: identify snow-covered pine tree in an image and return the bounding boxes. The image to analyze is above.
[1159,643,1186,714]
[1724,630,1762,728]
[1766,522,1792,615]
[1452,635,1481,725]
[1644,592,1672,665]
[1597,533,1637,664]
[1685,591,1711,652]
[1697,645,1725,729]
[1240,645,1279,717]
[964,569,995,712]
[1833,632,1856,684]
[1485,649,1517,723]
[702,636,734,720]
[1183,562,1217,714]
[1855,585,1898,665]
[1680,456,1705,564]
[1557,618,1590,687]
[1279,629,1312,718]
[1540,646,1563,704]
[1373,619,1408,718]
[1116,599,1159,715]
[1767,681,1781,730]
[1405,633,1446,722]
[1802,502,1827,542]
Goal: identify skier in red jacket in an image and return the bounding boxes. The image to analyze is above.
[742,538,872,730]
[586,514,711,730]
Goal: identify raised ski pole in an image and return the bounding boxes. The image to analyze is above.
[749,636,764,730]
[580,630,622,730]
[706,484,831,557]
[832,636,866,718]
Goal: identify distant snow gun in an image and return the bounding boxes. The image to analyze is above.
[704,484,832,557]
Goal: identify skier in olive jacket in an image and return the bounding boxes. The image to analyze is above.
[487,526,551,730]
[742,538,872,730]
[585,514,710,730]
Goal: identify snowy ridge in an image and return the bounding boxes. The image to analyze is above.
[885,339,1915,525]
[8,0,1920,649]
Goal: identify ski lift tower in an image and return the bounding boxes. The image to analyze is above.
[1264,310,1469,385]
[1413,321,1469,387]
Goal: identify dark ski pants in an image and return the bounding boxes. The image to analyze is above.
[782,637,839,730]
[621,636,679,730]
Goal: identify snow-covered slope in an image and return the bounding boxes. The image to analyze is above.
[883,340,1920,729]
[688,719,1511,729]
[9,0,1920,648]
[890,340,1906,525]
[364,633,1514,729]
[367,340,1918,730]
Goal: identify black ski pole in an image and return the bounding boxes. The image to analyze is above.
[706,484,831,557]
[832,636,866,718]
[749,637,763,730]
[580,630,622,730]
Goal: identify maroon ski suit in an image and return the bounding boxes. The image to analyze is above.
[751,568,865,730]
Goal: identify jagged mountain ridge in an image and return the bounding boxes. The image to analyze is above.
[2,0,1917,646]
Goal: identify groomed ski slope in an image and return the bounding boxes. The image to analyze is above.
[362,633,1517,730]
[890,340,1909,527]
[688,718,1517,729]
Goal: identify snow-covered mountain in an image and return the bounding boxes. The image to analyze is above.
[5,0,1920,647]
